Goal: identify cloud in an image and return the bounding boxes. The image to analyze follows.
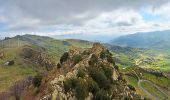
[0,0,170,36]
[152,2,170,19]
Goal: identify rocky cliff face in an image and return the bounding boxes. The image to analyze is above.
[32,43,142,100]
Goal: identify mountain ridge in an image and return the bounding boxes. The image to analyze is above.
[111,30,170,50]
[24,43,143,100]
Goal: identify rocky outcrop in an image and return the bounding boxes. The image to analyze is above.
[20,46,56,70]
[34,43,143,100]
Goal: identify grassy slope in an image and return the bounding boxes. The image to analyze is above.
[0,39,37,92]
[123,66,169,99]
[141,81,167,100]
[0,35,93,92]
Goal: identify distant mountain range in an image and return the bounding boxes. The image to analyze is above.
[111,30,170,50]
[51,34,115,43]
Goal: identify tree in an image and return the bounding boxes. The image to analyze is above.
[60,52,69,64]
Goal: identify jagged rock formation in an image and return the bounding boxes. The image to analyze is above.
[32,43,142,100]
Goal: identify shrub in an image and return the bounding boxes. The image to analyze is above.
[64,78,73,92]
[102,66,113,81]
[114,65,119,70]
[64,78,89,100]
[32,74,43,87]
[72,54,81,65]
[87,78,99,94]
[100,51,106,59]
[82,50,91,55]
[107,56,115,65]
[127,84,135,91]
[77,68,86,78]
[89,54,98,65]
[60,52,69,64]
[95,90,110,100]
[75,78,89,100]
[88,67,111,90]
[57,63,61,68]
[64,78,78,92]
[8,60,15,65]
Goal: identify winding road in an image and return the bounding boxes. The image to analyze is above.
[132,70,169,100]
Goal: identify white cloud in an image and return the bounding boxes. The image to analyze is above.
[0,0,170,37]
[153,2,170,19]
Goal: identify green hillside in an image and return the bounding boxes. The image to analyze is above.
[0,35,92,92]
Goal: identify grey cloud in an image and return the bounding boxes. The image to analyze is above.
[0,0,169,31]
[116,22,132,26]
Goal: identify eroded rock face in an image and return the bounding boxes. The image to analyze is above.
[35,43,142,100]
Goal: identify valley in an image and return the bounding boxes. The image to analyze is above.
[0,35,169,100]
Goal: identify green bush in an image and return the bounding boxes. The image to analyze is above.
[64,78,72,92]
[57,63,61,68]
[60,52,69,64]
[8,60,15,65]
[77,68,86,78]
[102,66,113,81]
[72,54,82,65]
[64,78,78,92]
[95,90,110,100]
[75,78,89,100]
[88,67,111,90]
[107,56,115,65]
[100,51,106,59]
[32,74,43,87]
[87,78,99,94]
[82,50,91,55]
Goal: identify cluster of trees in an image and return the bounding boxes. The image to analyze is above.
[63,53,115,100]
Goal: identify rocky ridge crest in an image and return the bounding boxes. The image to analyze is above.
[35,43,142,100]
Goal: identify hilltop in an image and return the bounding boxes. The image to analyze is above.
[23,43,143,100]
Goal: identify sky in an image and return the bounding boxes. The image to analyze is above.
[0,0,170,37]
